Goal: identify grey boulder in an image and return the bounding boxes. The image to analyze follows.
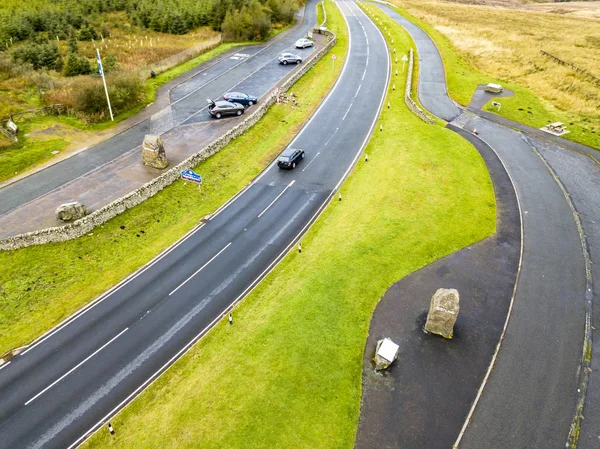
[424,288,460,339]
[55,202,88,222]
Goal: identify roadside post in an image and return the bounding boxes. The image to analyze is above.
[401,54,408,73]
[331,54,337,72]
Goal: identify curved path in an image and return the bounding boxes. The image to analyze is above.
[0,1,390,448]
[0,2,318,234]
[365,2,598,448]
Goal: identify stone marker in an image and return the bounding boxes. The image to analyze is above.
[6,119,18,136]
[373,337,400,370]
[424,288,460,339]
[142,135,168,169]
[55,202,88,222]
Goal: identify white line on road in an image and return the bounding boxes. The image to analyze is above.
[355,83,362,97]
[257,180,296,218]
[324,128,339,147]
[302,152,321,171]
[342,103,353,121]
[169,242,233,296]
[25,328,129,406]
[0,361,11,372]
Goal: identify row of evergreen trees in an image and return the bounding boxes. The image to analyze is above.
[1,0,300,44]
[11,35,119,77]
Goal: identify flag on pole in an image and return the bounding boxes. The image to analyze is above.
[96,48,114,121]
[97,53,104,76]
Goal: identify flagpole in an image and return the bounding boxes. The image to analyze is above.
[96,48,114,121]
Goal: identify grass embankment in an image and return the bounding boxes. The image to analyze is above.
[81,4,495,448]
[0,1,347,356]
[386,0,600,150]
[317,1,325,25]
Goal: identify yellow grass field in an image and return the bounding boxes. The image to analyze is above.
[391,0,600,146]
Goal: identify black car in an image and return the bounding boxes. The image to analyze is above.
[223,92,258,106]
[277,148,305,169]
[207,99,245,119]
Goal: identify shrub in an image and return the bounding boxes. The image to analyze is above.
[78,24,98,41]
[12,41,62,71]
[74,74,143,120]
[63,53,92,76]
[222,0,272,42]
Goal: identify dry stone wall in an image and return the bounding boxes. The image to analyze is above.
[0,30,336,251]
[405,48,435,124]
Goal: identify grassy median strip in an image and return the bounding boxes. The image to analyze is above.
[0,1,347,355]
[383,0,599,150]
[82,5,494,448]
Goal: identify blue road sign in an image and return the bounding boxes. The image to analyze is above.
[181,169,202,184]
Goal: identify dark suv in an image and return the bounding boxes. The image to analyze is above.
[277,148,305,169]
[223,92,258,106]
[207,99,245,119]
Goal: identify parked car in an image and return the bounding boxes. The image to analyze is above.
[295,38,314,49]
[278,53,302,65]
[277,148,305,169]
[223,92,258,106]
[207,99,245,119]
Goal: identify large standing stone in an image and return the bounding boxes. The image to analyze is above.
[424,288,460,339]
[373,338,400,370]
[55,202,88,222]
[142,135,168,169]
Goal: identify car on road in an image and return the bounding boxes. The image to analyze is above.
[278,53,302,65]
[295,38,314,49]
[223,92,258,106]
[207,99,245,119]
[277,148,305,169]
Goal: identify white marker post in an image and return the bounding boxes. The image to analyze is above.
[96,49,114,121]
[401,54,408,73]
[331,53,337,72]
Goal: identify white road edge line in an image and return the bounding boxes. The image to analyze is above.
[302,152,321,171]
[257,180,296,218]
[0,361,11,372]
[169,242,233,296]
[25,328,129,406]
[451,131,524,449]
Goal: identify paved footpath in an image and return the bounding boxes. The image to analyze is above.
[370,2,598,448]
[0,1,319,238]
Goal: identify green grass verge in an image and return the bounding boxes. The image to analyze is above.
[0,131,66,183]
[317,1,325,26]
[0,1,347,356]
[379,1,600,150]
[81,4,495,448]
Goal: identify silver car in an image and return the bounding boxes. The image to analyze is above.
[295,38,314,49]
[278,52,302,65]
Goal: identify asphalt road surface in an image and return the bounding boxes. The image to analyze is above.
[375,2,590,448]
[0,2,317,218]
[0,1,389,448]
